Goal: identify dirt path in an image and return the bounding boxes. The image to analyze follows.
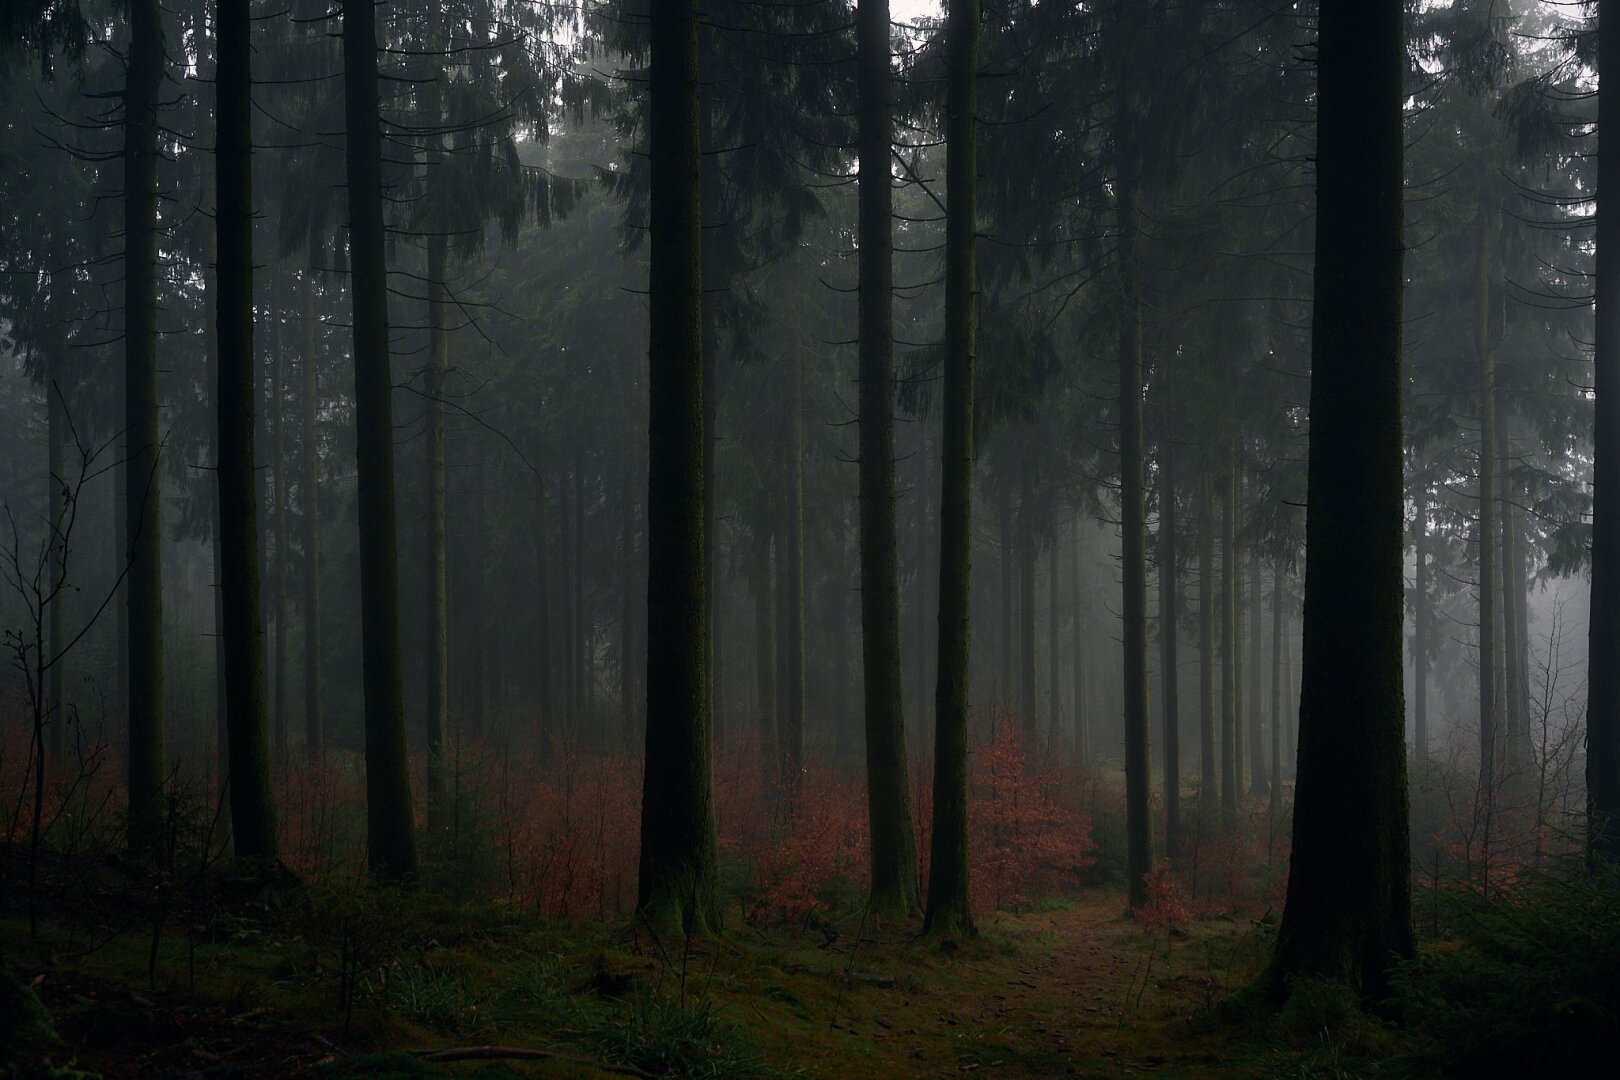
[733,894,1266,1077]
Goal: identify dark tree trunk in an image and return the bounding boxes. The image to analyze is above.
[1220,461,1237,821]
[1413,483,1427,761]
[1476,203,1499,801]
[1272,0,1413,998]
[1049,529,1063,757]
[1018,485,1038,747]
[621,460,637,748]
[47,358,66,764]
[1248,541,1268,796]
[753,528,777,763]
[1270,556,1284,825]
[575,444,589,735]
[216,0,278,862]
[534,452,556,751]
[468,459,487,741]
[637,0,718,936]
[923,0,979,940]
[1198,471,1216,813]
[559,462,575,737]
[423,237,450,818]
[270,272,289,767]
[780,341,806,782]
[301,271,322,760]
[1072,514,1087,764]
[342,0,418,881]
[123,0,166,858]
[1159,429,1181,859]
[1497,417,1526,768]
[1114,4,1153,907]
[999,488,1013,705]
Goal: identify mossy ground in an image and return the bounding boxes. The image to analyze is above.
[2,880,1428,1078]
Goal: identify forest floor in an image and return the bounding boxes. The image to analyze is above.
[2,871,1394,1078]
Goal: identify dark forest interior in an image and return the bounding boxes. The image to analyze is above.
[2,1,1618,1076]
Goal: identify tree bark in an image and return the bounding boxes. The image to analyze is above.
[270,271,289,767]
[1248,536,1268,796]
[216,0,279,861]
[753,527,777,764]
[1476,202,1499,802]
[923,0,979,940]
[780,339,806,783]
[1220,459,1237,821]
[1412,482,1427,761]
[1159,427,1181,859]
[1272,0,1412,998]
[343,0,418,881]
[1018,483,1038,747]
[123,0,166,858]
[422,0,450,821]
[300,272,323,760]
[1198,470,1216,812]
[637,0,718,936]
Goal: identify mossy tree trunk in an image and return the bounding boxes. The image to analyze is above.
[342,0,418,882]
[923,0,979,940]
[1272,0,1413,998]
[637,0,718,937]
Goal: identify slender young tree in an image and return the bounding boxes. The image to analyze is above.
[637,0,718,936]
[216,0,279,861]
[856,0,921,916]
[923,0,980,940]
[342,0,418,882]
[123,0,165,856]
[1412,482,1428,760]
[1476,203,1499,800]
[1272,0,1413,997]
[1592,0,1620,863]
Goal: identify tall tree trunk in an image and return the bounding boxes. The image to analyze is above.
[1272,0,1412,997]
[301,271,322,760]
[753,528,777,763]
[923,0,979,940]
[1413,482,1428,761]
[1248,539,1268,796]
[1220,461,1237,821]
[780,340,806,782]
[1159,430,1181,859]
[998,488,1013,705]
[1072,512,1087,764]
[534,452,555,752]
[270,272,289,767]
[468,458,487,741]
[575,444,589,737]
[638,0,718,936]
[1232,466,1245,800]
[1018,483,1038,746]
[1198,470,1216,812]
[1049,530,1063,757]
[1497,416,1525,768]
[1270,555,1284,822]
[1476,202,1499,802]
[1115,4,1153,907]
[343,0,417,881]
[123,0,166,857]
[216,0,278,861]
[422,0,450,822]
[559,463,575,737]
[621,460,637,748]
[202,144,229,805]
[46,359,66,763]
